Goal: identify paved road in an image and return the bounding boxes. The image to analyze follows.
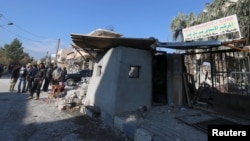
[0,76,127,141]
[0,75,11,92]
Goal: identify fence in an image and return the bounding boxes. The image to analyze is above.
[184,48,250,96]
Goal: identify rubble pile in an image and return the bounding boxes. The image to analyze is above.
[51,82,89,114]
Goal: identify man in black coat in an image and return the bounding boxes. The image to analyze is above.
[27,63,46,100]
[9,64,21,91]
[42,64,54,92]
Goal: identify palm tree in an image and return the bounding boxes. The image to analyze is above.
[226,0,250,44]
[170,12,187,42]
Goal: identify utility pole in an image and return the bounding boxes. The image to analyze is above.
[55,38,60,65]
[45,51,49,66]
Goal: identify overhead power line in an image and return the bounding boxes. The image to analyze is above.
[1,26,43,42]
[0,13,57,42]
[13,24,49,39]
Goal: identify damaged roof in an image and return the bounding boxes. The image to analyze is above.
[70,33,157,51]
[71,28,157,51]
[70,29,247,51]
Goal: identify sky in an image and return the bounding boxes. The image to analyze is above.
[0,0,212,60]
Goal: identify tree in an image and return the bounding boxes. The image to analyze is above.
[206,0,226,20]
[170,12,187,42]
[0,48,9,65]
[226,0,250,44]
[1,38,33,65]
[170,12,198,42]
[170,0,250,45]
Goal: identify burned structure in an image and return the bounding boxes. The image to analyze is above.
[70,29,250,125]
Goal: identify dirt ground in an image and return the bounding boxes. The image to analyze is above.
[0,75,132,141]
[64,108,131,141]
[0,91,131,141]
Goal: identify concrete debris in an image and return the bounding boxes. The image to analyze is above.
[50,81,88,113]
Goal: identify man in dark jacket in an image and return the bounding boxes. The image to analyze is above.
[27,63,46,100]
[0,64,3,78]
[62,67,67,82]
[9,64,21,92]
[42,64,54,92]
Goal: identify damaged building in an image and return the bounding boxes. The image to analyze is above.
[69,28,250,125]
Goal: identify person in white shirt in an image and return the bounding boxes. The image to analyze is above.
[18,65,28,93]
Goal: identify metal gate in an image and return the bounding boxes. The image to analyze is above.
[184,48,250,96]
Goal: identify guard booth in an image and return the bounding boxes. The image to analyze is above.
[71,33,158,124]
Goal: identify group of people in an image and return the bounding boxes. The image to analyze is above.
[9,62,67,100]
